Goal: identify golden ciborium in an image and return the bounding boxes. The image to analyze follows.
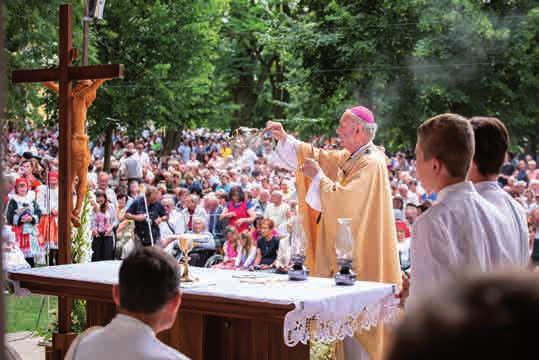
[231,127,267,153]
[231,126,317,169]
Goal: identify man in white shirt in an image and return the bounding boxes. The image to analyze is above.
[404,203,419,226]
[178,194,208,234]
[132,142,151,168]
[468,116,529,264]
[158,197,184,240]
[120,150,143,181]
[240,147,258,171]
[404,113,517,309]
[11,135,28,156]
[65,247,189,360]
[263,191,289,230]
[97,172,118,212]
[398,184,419,206]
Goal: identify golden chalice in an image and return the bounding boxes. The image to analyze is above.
[167,233,205,283]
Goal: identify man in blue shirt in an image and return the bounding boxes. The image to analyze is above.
[125,185,168,248]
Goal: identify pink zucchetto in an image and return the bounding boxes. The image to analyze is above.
[348,106,375,124]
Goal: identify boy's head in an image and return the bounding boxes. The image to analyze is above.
[416,113,474,192]
[468,117,509,182]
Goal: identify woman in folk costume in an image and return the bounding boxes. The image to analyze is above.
[6,178,43,267]
[36,171,59,265]
[266,106,401,360]
[18,159,42,192]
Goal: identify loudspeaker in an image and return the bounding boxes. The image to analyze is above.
[87,0,106,20]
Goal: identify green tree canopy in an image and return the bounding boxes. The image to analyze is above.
[5,0,538,153]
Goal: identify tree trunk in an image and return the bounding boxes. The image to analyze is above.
[232,72,256,129]
[103,126,113,173]
[528,133,537,158]
[270,59,289,120]
[231,52,274,129]
[163,128,183,154]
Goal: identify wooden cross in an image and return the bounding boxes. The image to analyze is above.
[11,4,122,357]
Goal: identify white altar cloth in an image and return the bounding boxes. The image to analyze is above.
[10,261,399,346]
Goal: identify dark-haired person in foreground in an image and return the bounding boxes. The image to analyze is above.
[468,116,529,265]
[65,247,189,360]
[388,272,539,360]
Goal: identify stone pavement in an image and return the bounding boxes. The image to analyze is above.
[6,332,45,360]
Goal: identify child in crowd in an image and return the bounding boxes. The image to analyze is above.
[395,220,411,272]
[235,232,256,270]
[213,226,238,269]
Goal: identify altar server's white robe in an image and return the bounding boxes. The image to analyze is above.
[409,181,521,308]
[66,314,190,360]
[475,181,530,263]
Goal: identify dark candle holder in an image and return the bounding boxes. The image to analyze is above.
[288,254,309,281]
[334,258,356,286]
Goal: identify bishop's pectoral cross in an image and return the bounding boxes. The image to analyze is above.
[11,5,123,358]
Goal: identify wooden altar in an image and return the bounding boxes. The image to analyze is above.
[9,262,397,360]
[10,266,308,360]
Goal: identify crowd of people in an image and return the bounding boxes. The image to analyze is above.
[3,109,539,360]
[2,122,538,272]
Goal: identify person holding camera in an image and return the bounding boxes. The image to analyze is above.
[6,178,42,267]
[125,185,167,249]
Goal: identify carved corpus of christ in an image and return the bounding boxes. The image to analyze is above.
[43,79,108,227]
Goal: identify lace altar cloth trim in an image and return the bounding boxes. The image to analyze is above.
[284,294,399,346]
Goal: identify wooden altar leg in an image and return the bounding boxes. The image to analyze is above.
[45,296,76,360]
[45,299,116,359]
[45,332,77,360]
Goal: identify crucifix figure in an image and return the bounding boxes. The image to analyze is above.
[42,78,108,227]
[11,5,122,358]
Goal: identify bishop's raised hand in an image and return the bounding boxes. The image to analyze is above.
[264,121,287,143]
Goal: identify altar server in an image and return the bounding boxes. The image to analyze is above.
[468,116,530,264]
[65,247,189,360]
[266,106,401,360]
[408,114,517,309]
